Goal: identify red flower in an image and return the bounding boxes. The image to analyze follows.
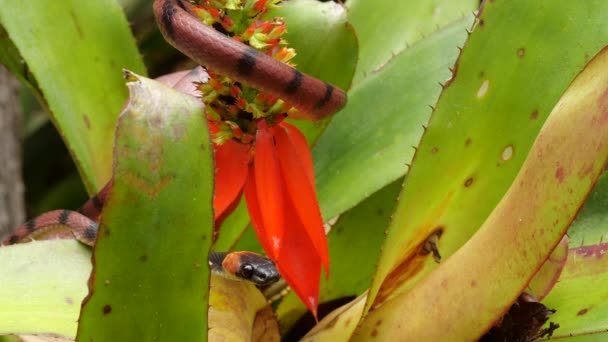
[213,119,329,316]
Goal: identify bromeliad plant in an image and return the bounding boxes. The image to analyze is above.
[3,0,608,341]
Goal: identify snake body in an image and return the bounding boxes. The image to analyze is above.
[153,0,347,119]
[2,209,279,285]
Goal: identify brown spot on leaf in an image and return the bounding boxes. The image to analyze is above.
[577,308,589,316]
[139,255,148,262]
[441,279,448,288]
[517,48,525,58]
[149,114,164,127]
[371,330,378,337]
[431,147,439,154]
[555,165,566,183]
[103,304,112,315]
[121,173,173,197]
[344,318,352,327]
[464,177,474,187]
[69,10,84,39]
[376,320,382,326]
[479,71,485,78]
[83,115,91,129]
[65,297,74,305]
[479,19,485,27]
[470,280,477,288]
[530,110,539,120]
[465,138,472,147]
[375,248,428,307]
[578,163,595,179]
[373,194,453,309]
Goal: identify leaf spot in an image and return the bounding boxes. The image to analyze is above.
[83,115,91,130]
[530,110,539,120]
[477,80,490,98]
[103,304,112,315]
[464,177,474,187]
[501,145,514,161]
[555,164,566,183]
[577,308,589,316]
[517,48,526,58]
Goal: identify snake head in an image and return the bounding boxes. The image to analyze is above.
[222,251,280,286]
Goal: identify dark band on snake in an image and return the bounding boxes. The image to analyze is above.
[315,83,335,110]
[160,0,177,38]
[25,219,36,233]
[285,69,303,94]
[59,210,71,225]
[236,48,259,76]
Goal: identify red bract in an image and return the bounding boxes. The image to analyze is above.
[212,119,329,316]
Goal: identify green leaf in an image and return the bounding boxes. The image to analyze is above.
[347,0,477,85]
[77,72,213,341]
[314,16,472,220]
[354,44,608,340]
[541,173,608,338]
[0,0,146,193]
[365,0,608,315]
[542,243,608,339]
[568,172,608,246]
[0,240,89,337]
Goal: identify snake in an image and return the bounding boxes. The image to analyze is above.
[153,0,347,119]
[3,0,347,286]
[2,208,280,286]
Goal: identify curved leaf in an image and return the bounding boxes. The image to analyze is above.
[0,0,146,192]
[314,16,472,220]
[365,0,608,314]
[354,45,608,340]
[542,243,608,339]
[209,276,279,341]
[541,173,608,338]
[77,72,213,341]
